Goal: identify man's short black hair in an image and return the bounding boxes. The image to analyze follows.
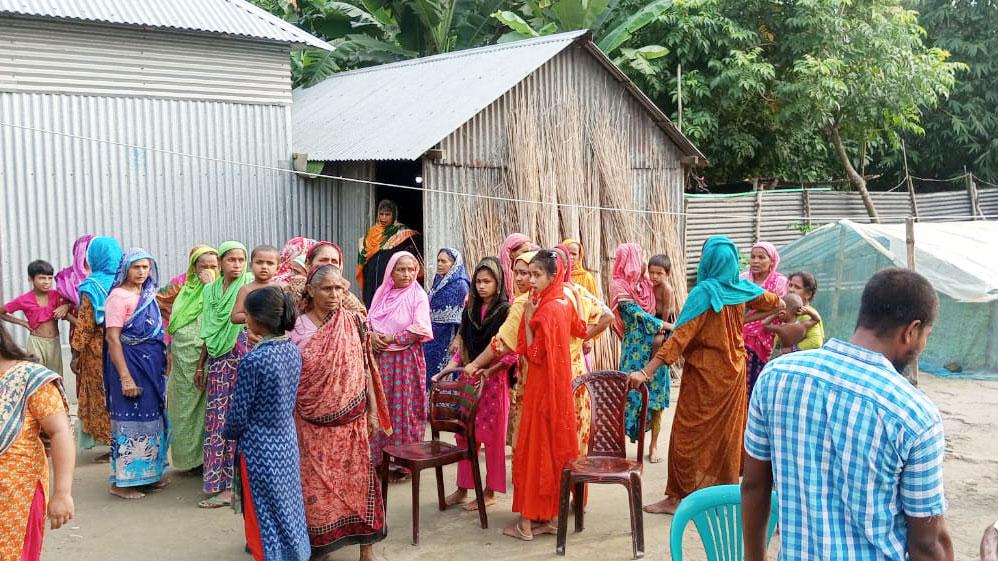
[27,260,54,278]
[856,268,938,336]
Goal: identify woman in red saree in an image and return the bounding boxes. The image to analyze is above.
[507,250,586,541]
[291,265,391,561]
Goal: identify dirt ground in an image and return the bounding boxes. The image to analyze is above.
[44,374,996,561]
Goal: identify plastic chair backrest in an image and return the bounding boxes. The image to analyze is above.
[573,370,648,461]
[429,368,482,442]
[669,484,779,561]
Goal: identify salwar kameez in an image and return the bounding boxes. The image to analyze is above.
[203,333,248,493]
[222,337,310,561]
[369,333,426,465]
[618,300,670,441]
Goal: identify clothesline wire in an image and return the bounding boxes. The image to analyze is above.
[0,120,988,223]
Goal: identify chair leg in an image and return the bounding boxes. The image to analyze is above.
[556,470,572,556]
[435,465,446,511]
[411,469,420,545]
[628,473,644,559]
[573,482,585,533]
[470,450,488,529]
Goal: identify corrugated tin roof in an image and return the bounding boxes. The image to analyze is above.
[0,0,330,50]
[292,30,704,162]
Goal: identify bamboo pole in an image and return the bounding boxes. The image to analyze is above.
[901,139,919,221]
[905,217,919,387]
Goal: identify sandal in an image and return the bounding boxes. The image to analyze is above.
[503,522,534,541]
[197,496,231,509]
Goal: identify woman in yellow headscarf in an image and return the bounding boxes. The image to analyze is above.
[562,239,598,296]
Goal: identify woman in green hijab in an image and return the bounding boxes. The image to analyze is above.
[196,241,252,508]
[164,245,218,472]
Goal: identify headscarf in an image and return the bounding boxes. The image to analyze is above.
[427,248,470,325]
[673,236,764,330]
[511,250,538,298]
[78,236,124,325]
[367,251,433,348]
[608,243,657,337]
[357,200,409,286]
[55,234,96,307]
[740,241,788,361]
[459,257,510,364]
[201,241,253,357]
[562,238,599,296]
[274,236,317,283]
[168,245,218,334]
[112,248,161,329]
[499,233,531,298]
[307,241,343,266]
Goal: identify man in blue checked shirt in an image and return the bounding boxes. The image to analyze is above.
[742,268,953,561]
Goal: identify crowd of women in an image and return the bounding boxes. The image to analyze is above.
[1,198,828,561]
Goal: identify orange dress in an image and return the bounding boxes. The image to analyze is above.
[654,292,780,499]
[512,292,587,520]
[70,295,112,446]
[0,362,68,559]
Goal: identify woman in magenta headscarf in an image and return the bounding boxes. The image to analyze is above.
[367,251,433,480]
[740,241,787,399]
[55,234,96,311]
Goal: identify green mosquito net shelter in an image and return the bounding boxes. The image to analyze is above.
[779,220,998,379]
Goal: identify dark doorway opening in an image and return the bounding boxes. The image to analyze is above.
[373,159,425,264]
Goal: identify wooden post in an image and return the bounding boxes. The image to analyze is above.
[901,139,919,221]
[905,217,919,386]
[753,178,762,244]
[965,172,983,220]
[677,63,683,134]
[802,188,812,232]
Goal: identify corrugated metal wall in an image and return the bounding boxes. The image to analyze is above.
[684,188,994,279]
[0,18,293,104]
[424,43,686,279]
[0,92,341,307]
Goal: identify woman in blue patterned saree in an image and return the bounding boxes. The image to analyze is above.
[103,249,169,499]
[421,248,469,387]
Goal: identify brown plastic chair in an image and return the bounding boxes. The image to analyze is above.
[380,367,488,545]
[556,370,648,559]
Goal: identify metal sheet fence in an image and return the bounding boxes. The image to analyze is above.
[685,187,996,279]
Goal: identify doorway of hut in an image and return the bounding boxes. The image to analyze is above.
[373,159,425,270]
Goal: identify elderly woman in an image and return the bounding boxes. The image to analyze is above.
[422,248,470,387]
[367,252,432,480]
[291,265,391,561]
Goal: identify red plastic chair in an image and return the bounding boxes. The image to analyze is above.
[556,370,648,558]
[380,367,488,544]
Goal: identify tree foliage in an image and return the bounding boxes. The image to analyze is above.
[894,0,998,184]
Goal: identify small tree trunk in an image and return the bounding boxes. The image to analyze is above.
[828,124,879,223]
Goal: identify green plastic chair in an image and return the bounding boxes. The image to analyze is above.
[669,484,779,561]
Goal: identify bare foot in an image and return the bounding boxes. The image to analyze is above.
[144,476,172,491]
[643,497,680,515]
[648,448,663,464]
[982,521,998,561]
[93,451,111,464]
[462,491,497,511]
[503,520,534,541]
[388,468,410,483]
[445,489,468,507]
[110,485,145,500]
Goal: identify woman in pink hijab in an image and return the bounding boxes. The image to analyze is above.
[740,241,788,399]
[55,234,96,309]
[499,233,532,298]
[367,251,433,481]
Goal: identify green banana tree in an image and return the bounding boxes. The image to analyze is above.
[252,0,505,87]
[492,0,673,76]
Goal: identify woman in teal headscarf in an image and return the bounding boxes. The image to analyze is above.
[70,236,123,453]
[165,245,219,472]
[631,236,784,515]
[197,241,252,508]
